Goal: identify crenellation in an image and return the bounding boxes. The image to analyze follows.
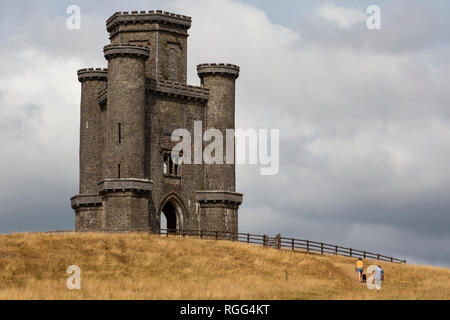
[197,63,240,79]
[103,44,150,60]
[106,10,192,33]
[146,78,209,101]
[77,68,108,82]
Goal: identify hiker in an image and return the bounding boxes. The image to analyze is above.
[355,258,364,283]
[374,265,384,292]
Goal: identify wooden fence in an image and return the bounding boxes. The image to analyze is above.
[39,228,406,263]
[160,228,407,264]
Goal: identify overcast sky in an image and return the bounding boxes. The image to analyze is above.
[0,0,449,267]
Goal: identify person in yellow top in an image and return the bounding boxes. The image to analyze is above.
[355,258,364,283]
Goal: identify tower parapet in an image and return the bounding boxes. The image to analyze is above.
[77,68,108,82]
[106,11,191,36]
[197,63,240,79]
[146,79,210,101]
[103,44,150,60]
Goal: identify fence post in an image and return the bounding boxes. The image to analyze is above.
[200,229,203,239]
[292,238,294,251]
[263,235,267,247]
[377,254,380,260]
[321,243,324,255]
[215,231,218,240]
[247,233,250,244]
[349,248,352,257]
[391,257,393,263]
[364,251,366,259]
[335,245,338,255]
[275,233,281,250]
[232,232,235,241]
[306,240,309,252]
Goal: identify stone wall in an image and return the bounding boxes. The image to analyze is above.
[148,93,206,232]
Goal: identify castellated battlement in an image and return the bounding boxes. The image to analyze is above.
[147,79,210,101]
[196,191,243,205]
[106,10,191,34]
[103,44,150,60]
[98,79,210,106]
[77,68,108,82]
[197,63,240,79]
[72,10,243,234]
[98,178,153,195]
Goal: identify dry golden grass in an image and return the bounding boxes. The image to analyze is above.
[0,232,449,300]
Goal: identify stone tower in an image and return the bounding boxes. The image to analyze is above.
[71,10,243,233]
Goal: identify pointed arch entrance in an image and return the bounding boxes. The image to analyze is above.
[158,193,186,233]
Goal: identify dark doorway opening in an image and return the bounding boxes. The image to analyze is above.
[161,201,177,233]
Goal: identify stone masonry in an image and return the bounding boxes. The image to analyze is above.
[71,10,243,233]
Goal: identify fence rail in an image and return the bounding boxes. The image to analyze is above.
[160,228,407,264]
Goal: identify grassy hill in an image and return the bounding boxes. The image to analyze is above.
[0,232,449,300]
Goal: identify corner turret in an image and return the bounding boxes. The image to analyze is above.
[196,63,243,233]
[72,68,108,231]
[101,44,153,232]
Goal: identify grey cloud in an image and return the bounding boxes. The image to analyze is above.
[295,0,450,54]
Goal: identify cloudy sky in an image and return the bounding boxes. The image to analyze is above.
[1,0,449,267]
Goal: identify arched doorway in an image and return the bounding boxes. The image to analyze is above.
[159,194,186,234]
[161,201,177,232]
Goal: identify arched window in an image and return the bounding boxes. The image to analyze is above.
[168,48,177,80]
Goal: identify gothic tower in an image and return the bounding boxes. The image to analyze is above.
[71,10,243,233]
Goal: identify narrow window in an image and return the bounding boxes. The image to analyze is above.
[118,164,121,178]
[118,122,122,144]
[163,154,170,175]
[169,155,174,175]
[168,48,177,80]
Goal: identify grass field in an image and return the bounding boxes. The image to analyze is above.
[0,232,449,300]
